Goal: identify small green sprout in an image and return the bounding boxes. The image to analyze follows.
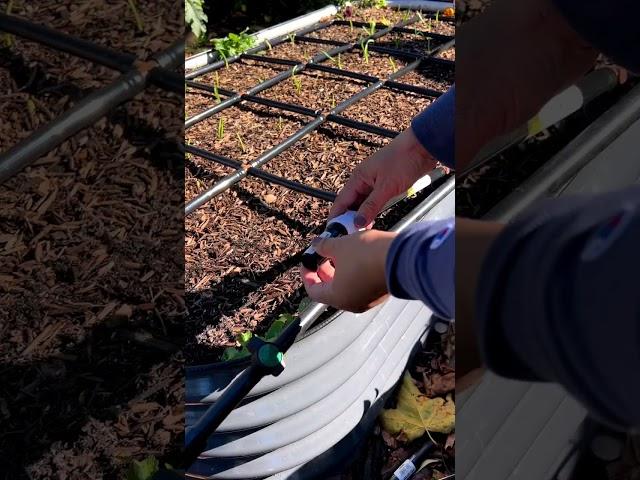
[287,32,296,44]
[264,38,272,51]
[435,10,440,23]
[236,132,247,153]
[322,50,336,64]
[388,57,397,72]
[362,20,377,36]
[291,73,302,95]
[126,0,144,32]
[277,116,284,134]
[217,117,225,140]
[337,53,343,69]
[360,39,374,64]
[349,19,354,32]
[330,95,337,109]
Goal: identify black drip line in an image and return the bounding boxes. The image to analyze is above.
[185,13,454,216]
[0,13,185,184]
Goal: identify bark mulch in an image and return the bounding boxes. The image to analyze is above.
[1,1,184,478]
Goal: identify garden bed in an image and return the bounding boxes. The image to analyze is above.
[0,2,184,478]
[185,20,451,362]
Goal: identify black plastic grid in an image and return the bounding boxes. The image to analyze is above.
[185,12,454,215]
[183,10,455,468]
[0,13,184,184]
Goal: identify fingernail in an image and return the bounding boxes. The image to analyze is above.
[354,214,367,228]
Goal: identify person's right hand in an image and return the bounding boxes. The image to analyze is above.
[329,127,437,229]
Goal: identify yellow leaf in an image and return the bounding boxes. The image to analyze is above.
[379,372,455,441]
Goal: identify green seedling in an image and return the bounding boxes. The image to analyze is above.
[426,36,432,52]
[362,20,377,36]
[264,38,272,51]
[126,0,144,32]
[330,95,337,109]
[402,10,411,22]
[291,73,302,95]
[221,314,296,361]
[126,456,159,480]
[349,19,354,32]
[435,10,440,23]
[322,50,336,64]
[213,28,256,68]
[337,52,343,69]
[361,0,387,7]
[394,38,400,49]
[216,117,225,140]
[287,32,296,45]
[1,0,15,47]
[388,57,398,72]
[277,116,284,134]
[236,132,247,153]
[360,39,374,64]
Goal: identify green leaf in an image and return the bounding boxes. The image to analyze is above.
[126,457,159,480]
[185,0,208,39]
[297,297,312,313]
[237,331,253,346]
[264,314,295,341]
[221,346,250,361]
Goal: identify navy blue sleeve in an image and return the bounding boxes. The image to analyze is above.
[411,85,455,170]
[553,0,640,73]
[385,218,455,319]
[476,186,640,430]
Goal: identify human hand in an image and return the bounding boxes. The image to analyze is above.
[329,127,437,229]
[300,229,397,312]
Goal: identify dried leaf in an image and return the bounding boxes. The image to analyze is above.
[380,373,455,441]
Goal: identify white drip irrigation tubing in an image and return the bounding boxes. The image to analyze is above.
[185,2,453,71]
[185,5,338,70]
[386,0,453,9]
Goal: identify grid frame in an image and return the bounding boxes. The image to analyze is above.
[185,11,454,215]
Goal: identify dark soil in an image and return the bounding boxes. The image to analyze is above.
[197,58,288,95]
[0,1,183,478]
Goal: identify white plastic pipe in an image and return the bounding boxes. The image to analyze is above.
[185,5,338,70]
[385,0,454,10]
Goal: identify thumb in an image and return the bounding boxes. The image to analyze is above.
[312,235,338,259]
[355,188,388,228]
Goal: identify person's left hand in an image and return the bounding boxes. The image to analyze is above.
[300,229,397,312]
